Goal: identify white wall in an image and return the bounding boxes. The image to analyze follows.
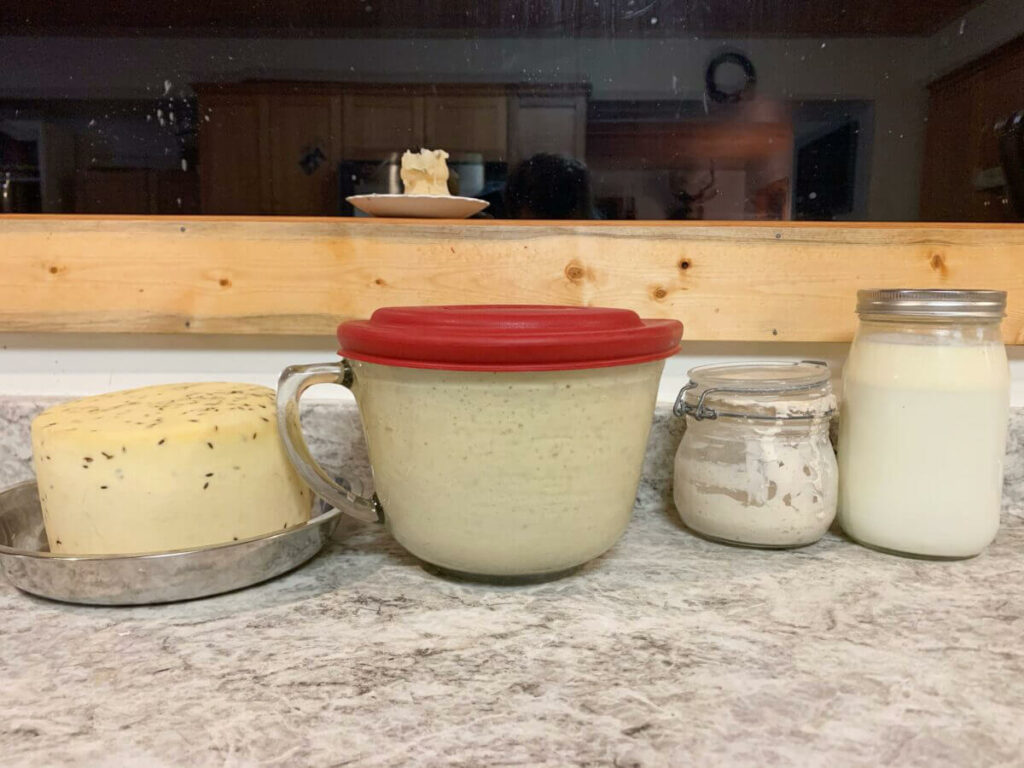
[2,334,1023,407]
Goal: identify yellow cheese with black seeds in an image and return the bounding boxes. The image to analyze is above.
[31,383,312,555]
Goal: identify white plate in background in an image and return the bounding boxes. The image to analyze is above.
[347,194,489,219]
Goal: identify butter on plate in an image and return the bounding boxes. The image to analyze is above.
[400,148,451,196]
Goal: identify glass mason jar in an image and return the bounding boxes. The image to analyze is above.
[838,289,1010,559]
[673,361,839,548]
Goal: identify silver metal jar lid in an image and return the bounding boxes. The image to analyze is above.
[856,289,1006,318]
[674,361,836,421]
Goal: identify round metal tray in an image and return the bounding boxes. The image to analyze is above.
[0,480,340,605]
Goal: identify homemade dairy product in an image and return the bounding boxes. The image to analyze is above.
[32,383,312,555]
[673,362,839,548]
[351,360,664,577]
[838,338,1009,557]
[675,420,838,547]
[400,148,450,195]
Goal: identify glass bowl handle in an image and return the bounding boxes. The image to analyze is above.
[276,360,382,524]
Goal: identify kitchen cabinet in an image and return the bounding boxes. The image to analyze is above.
[199,94,268,214]
[199,90,341,215]
[268,95,342,215]
[920,36,1024,222]
[75,168,150,214]
[196,82,589,214]
[75,168,199,214]
[150,170,201,214]
[425,96,508,161]
[508,93,587,164]
[343,94,424,159]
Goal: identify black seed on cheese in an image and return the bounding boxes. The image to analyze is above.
[121,446,126,453]
[203,482,209,490]
[207,442,214,449]
[252,433,257,440]
[83,456,93,462]
[205,472,214,477]
[101,451,113,459]
[233,536,239,541]
[100,485,108,490]
[260,417,269,423]
[157,438,166,445]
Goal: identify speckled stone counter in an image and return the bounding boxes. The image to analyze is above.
[1,399,1023,767]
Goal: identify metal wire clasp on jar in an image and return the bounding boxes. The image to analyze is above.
[672,361,838,549]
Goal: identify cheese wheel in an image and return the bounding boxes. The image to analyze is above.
[31,383,312,555]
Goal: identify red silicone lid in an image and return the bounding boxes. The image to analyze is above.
[337,305,683,371]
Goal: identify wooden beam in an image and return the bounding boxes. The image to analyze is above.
[1,215,1023,343]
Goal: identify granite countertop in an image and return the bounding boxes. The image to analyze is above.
[1,400,1023,767]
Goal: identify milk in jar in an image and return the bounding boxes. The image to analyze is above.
[838,289,1009,558]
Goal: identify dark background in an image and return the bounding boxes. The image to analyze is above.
[2,0,1022,221]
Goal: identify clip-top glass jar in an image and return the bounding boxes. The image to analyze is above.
[838,289,1010,559]
[672,361,838,548]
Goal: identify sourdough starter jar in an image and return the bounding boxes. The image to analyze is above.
[673,361,838,548]
[839,289,1010,558]
[278,305,682,582]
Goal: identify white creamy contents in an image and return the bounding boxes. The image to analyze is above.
[352,360,663,577]
[674,415,838,547]
[31,383,312,555]
[400,148,451,195]
[839,338,1009,557]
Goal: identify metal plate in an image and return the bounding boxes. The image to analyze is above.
[0,481,340,605]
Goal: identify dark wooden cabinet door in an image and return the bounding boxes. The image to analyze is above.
[268,95,342,215]
[921,38,1024,222]
[343,94,424,159]
[425,96,508,161]
[198,94,267,214]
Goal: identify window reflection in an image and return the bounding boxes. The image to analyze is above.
[0,0,1021,222]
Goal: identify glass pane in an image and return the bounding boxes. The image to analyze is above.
[1,1,1021,221]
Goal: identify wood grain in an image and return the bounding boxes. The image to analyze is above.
[2,216,1024,343]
